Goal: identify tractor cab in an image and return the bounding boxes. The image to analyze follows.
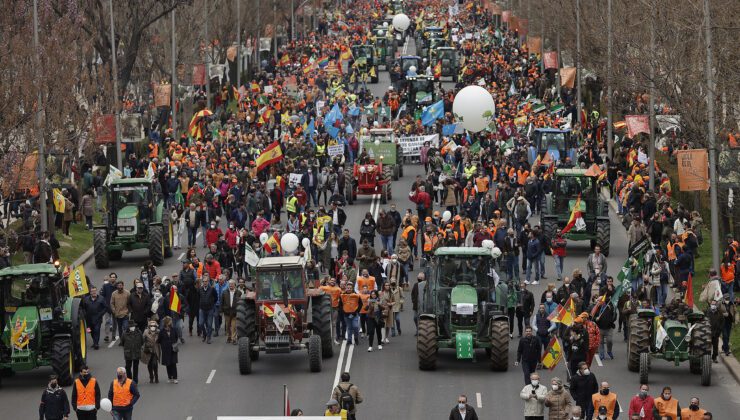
[399,55,422,75]
[373,30,391,68]
[351,44,376,66]
[426,38,449,61]
[254,257,308,303]
[435,47,459,81]
[406,75,436,112]
[109,179,154,230]
[0,264,87,386]
[528,128,576,167]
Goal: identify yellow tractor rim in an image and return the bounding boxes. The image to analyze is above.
[80,320,86,359]
[69,352,73,377]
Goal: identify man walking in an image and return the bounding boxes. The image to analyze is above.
[220,279,242,344]
[332,372,363,420]
[515,326,542,385]
[449,394,479,420]
[83,287,107,350]
[109,280,130,346]
[198,277,218,344]
[107,367,140,420]
[520,373,548,420]
[39,375,70,420]
[71,365,100,420]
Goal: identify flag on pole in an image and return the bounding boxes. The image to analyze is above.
[547,304,564,321]
[421,100,444,127]
[255,141,284,172]
[560,194,584,234]
[53,189,66,213]
[103,165,123,187]
[685,272,694,308]
[541,337,563,370]
[67,265,89,297]
[284,385,291,415]
[264,232,282,254]
[169,286,182,313]
[590,294,607,317]
[433,61,442,78]
[188,109,213,139]
[175,184,184,206]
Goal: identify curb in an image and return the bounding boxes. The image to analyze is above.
[72,246,94,268]
[721,353,740,383]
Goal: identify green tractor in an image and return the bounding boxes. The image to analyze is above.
[93,178,173,269]
[361,128,404,180]
[627,308,712,386]
[351,44,379,84]
[417,247,510,371]
[372,29,393,69]
[406,74,436,114]
[435,47,459,82]
[540,168,611,256]
[0,264,87,386]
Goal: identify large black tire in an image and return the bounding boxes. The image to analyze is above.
[162,213,173,258]
[345,182,354,205]
[596,220,610,256]
[381,184,389,205]
[417,318,438,370]
[93,229,109,269]
[308,335,322,372]
[238,337,252,374]
[311,295,334,358]
[70,298,86,371]
[489,319,509,371]
[690,319,712,374]
[392,165,400,181]
[149,225,164,266]
[628,317,651,372]
[542,217,557,247]
[236,299,259,360]
[639,352,650,384]
[700,354,711,386]
[51,338,73,386]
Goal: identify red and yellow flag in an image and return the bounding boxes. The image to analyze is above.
[169,286,181,313]
[263,232,282,254]
[279,53,291,66]
[255,141,284,172]
[541,337,563,370]
[560,194,583,234]
[433,61,442,78]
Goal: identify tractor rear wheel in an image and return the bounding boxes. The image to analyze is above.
[639,352,650,384]
[149,225,165,266]
[311,295,334,358]
[542,217,557,248]
[628,317,651,372]
[345,182,354,205]
[93,229,109,269]
[690,319,712,374]
[381,184,389,205]
[70,298,86,371]
[700,354,712,386]
[236,299,259,360]
[163,214,173,258]
[489,319,509,371]
[51,338,74,386]
[417,318,438,370]
[596,219,611,256]
[308,335,322,372]
[238,337,252,374]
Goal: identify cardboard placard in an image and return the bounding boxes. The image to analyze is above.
[676,149,710,191]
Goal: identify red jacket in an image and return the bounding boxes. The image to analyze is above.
[551,235,567,257]
[410,190,432,211]
[205,228,222,247]
[204,260,222,279]
[224,228,239,249]
[628,395,655,420]
[251,217,270,237]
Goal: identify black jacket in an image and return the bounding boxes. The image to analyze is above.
[448,405,479,420]
[517,335,542,363]
[519,289,535,315]
[338,237,357,261]
[569,371,598,407]
[82,295,108,327]
[39,387,70,420]
[128,291,151,323]
[198,286,218,310]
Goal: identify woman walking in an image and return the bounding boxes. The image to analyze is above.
[359,212,377,247]
[364,290,384,351]
[379,283,395,343]
[158,316,179,383]
[141,320,161,383]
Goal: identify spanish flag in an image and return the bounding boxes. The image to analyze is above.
[433,61,442,78]
[541,337,563,370]
[264,232,282,254]
[340,49,353,61]
[560,194,583,234]
[169,286,181,313]
[279,53,291,66]
[255,141,284,172]
[590,294,607,317]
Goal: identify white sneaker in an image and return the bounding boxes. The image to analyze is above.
[367,347,373,352]
[333,340,340,345]
[378,345,383,350]
[173,379,178,384]
[384,338,390,343]
[524,280,530,285]
[531,281,539,285]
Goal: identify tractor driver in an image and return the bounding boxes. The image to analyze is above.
[440,258,459,286]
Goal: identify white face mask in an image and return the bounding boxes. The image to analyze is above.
[531,380,539,387]
[551,384,559,391]
[149,326,157,332]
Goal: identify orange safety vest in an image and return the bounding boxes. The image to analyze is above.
[340,293,360,313]
[320,285,342,308]
[654,397,679,420]
[463,187,475,203]
[666,242,678,261]
[591,392,617,420]
[423,233,439,252]
[74,377,97,408]
[680,408,707,420]
[517,169,529,185]
[475,177,489,193]
[720,264,735,284]
[112,378,133,407]
[402,226,416,246]
[359,293,370,314]
[356,276,376,291]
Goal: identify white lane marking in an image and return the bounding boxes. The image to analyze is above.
[402,38,409,55]
[594,354,603,367]
[186,417,193,420]
[331,340,348,396]
[178,252,185,261]
[107,337,118,348]
[344,343,355,372]
[206,369,216,384]
[476,392,483,408]
[372,194,380,221]
[196,231,201,238]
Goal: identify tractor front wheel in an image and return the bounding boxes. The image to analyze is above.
[238,337,252,374]
[381,184,389,205]
[690,319,712,374]
[70,298,87,371]
[596,219,611,256]
[345,182,354,205]
[489,319,510,371]
[51,338,74,386]
[148,225,165,266]
[236,299,259,360]
[163,214,173,258]
[308,335,322,372]
[639,352,650,384]
[700,354,712,386]
[542,217,557,248]
[628,317,651,372]
[417,318,438,370]
[93,229,109,269]
[311,294,334,358]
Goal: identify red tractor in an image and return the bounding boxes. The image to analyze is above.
[235,256,333,374]
[345,159,392,205]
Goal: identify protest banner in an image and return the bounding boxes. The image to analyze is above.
[327,144,344,157]
[93,114,117,144]
[154,84,171,107]
[676,149,710,191]
[288,173,303,188]
[396,134,440,157]
[544,52,558,69]
[625,115,650,138]
[527,36,542,54]
[559,67,576,88]
[192,64,206,85]
[120,114,144,143]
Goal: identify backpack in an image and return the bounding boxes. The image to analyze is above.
[336,384,355,411]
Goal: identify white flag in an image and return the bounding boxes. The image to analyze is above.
[272,304,290,333]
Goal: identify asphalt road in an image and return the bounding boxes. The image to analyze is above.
[3,38,739,419]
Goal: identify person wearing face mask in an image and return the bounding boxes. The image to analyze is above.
[128,281,151,333]
[545,377,573,420]
[653,386,680,420]
[516,326,542,385]
[520,373,548,420]
[570,406,583,420]
[449,394,479,420]
[628,384,655,420]
[569,362,598,420]
[205,220,223,248]
[591,382,620,420]
[706,298,726,363]
[71,365,100,419]
[141,320,161,383]
[83,286,107,350]
[107,366,140,419]
[198,277,218,344]
[121,321,142,383]
[39,374,70,420]
[532,303,557,357]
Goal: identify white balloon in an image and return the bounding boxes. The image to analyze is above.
[377,30,384,36]
[392,14,410,31]
[383,22,389,28]
[374,139,381,145]
[481,239,494,249]
[442,210,451,222]
[281,233,300,253]
[100,398,113,413]
[491,247,502,259]
[259,232,269,245]
[302,237,311,249]
[409,65,417,73]
[452,85,496,133]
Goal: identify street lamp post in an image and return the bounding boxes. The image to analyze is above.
[109,0,123,169]
[204,0,211,109]
[648,3,656,191]
[576,0,582,127]
[237,0,241,89]
[171,4,177,135]
[32,0,48,231]
[606,0,613,159]
[704,0,720,270]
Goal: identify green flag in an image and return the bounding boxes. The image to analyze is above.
[175,184,184,206]
[468,142,481,154]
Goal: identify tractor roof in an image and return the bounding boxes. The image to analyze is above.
[110,178,153,186]
[256,256,305,269]
[436,46,455,50]
[534,127,571,134]
[434,247,492,257]
[401,55,421,60]
[369,128,394,135]
[0,263,60,277]
[555,168,589,177]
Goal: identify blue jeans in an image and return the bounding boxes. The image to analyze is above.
[721,281,734,305]
[656,283,669,306]
[188,227,198,246]
[381,235,394,252]
[344,314,359,345]
[335,308,345,341]
[199,308,214,338]
[553,255,565,280]
[392,312,401,335]
[526,258,540,283]
[308,188,318,207]
[115,317,128,338]
[505,254,519,281]
[539,253,546,277]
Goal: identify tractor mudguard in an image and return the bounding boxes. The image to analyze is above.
[419,314,437,321]
[489,313,509,324]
